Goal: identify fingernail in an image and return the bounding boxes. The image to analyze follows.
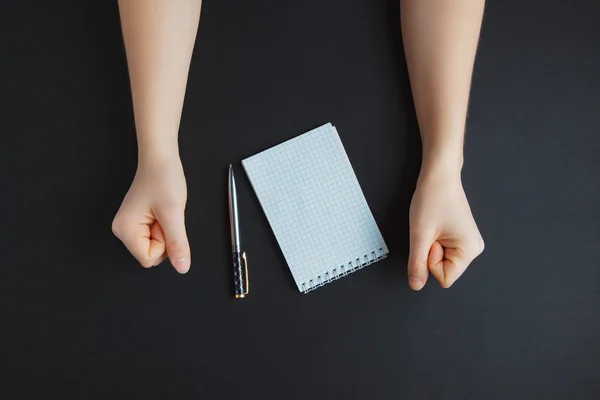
[409,277,424,291]
[173,257,189,273]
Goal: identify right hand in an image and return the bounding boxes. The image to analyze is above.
[111,155,191,273]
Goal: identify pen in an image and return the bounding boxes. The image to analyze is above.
[228,165,249,298]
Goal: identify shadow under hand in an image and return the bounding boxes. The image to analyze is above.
[65,2,138,271]
[379,0,422,284]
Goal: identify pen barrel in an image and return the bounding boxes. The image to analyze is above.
[232,251,246,297]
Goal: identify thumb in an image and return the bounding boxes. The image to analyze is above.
[155,206,191,274]
[407,229,435,291]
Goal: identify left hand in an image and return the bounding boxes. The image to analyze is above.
[407,172,484,290]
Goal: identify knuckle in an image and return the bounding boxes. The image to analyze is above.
[478,238,486,253]
[466,239,484,258]
[139,257,154,269]
[111,217,123,237]
[440,279,454,289]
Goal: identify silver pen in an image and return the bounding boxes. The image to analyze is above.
[228,165,249,298]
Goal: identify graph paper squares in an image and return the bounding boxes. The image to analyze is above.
[242,123,388,293]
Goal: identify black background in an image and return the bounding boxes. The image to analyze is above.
[1,0,599,398]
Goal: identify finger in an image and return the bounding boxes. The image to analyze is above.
[407,229,435,291]
[149,222,166,261]
[155,206,191,274]
[429,247,472,288]
[428,241,444,268]
[113,220,161,268]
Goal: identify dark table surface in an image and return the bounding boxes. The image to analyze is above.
[1,0,599,398]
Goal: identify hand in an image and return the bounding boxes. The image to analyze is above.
[408,172,484,290]
[112,155,191,273]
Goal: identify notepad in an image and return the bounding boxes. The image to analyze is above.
[242,123,389,293]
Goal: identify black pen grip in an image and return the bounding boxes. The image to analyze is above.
[232,251,245,297]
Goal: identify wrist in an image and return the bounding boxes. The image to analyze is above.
[137,144,181,171]
[136,135,180,165]
[418,144,463,186]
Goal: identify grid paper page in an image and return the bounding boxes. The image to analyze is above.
[242,123,389,293]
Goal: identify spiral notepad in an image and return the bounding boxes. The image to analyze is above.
[242,123,389,293]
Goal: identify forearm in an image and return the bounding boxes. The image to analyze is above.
[118,0,202,160]
[401,0,484,179]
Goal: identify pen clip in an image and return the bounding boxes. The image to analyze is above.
[242,252,249,296]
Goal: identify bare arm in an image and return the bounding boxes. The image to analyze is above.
[112,0,202,273]
[119,0,201,158]
[401,0,485,289]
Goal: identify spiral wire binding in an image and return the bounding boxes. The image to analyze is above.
[300,248,388,293]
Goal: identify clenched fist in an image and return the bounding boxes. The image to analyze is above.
[112,155,191,273]
[408,172,484,290]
